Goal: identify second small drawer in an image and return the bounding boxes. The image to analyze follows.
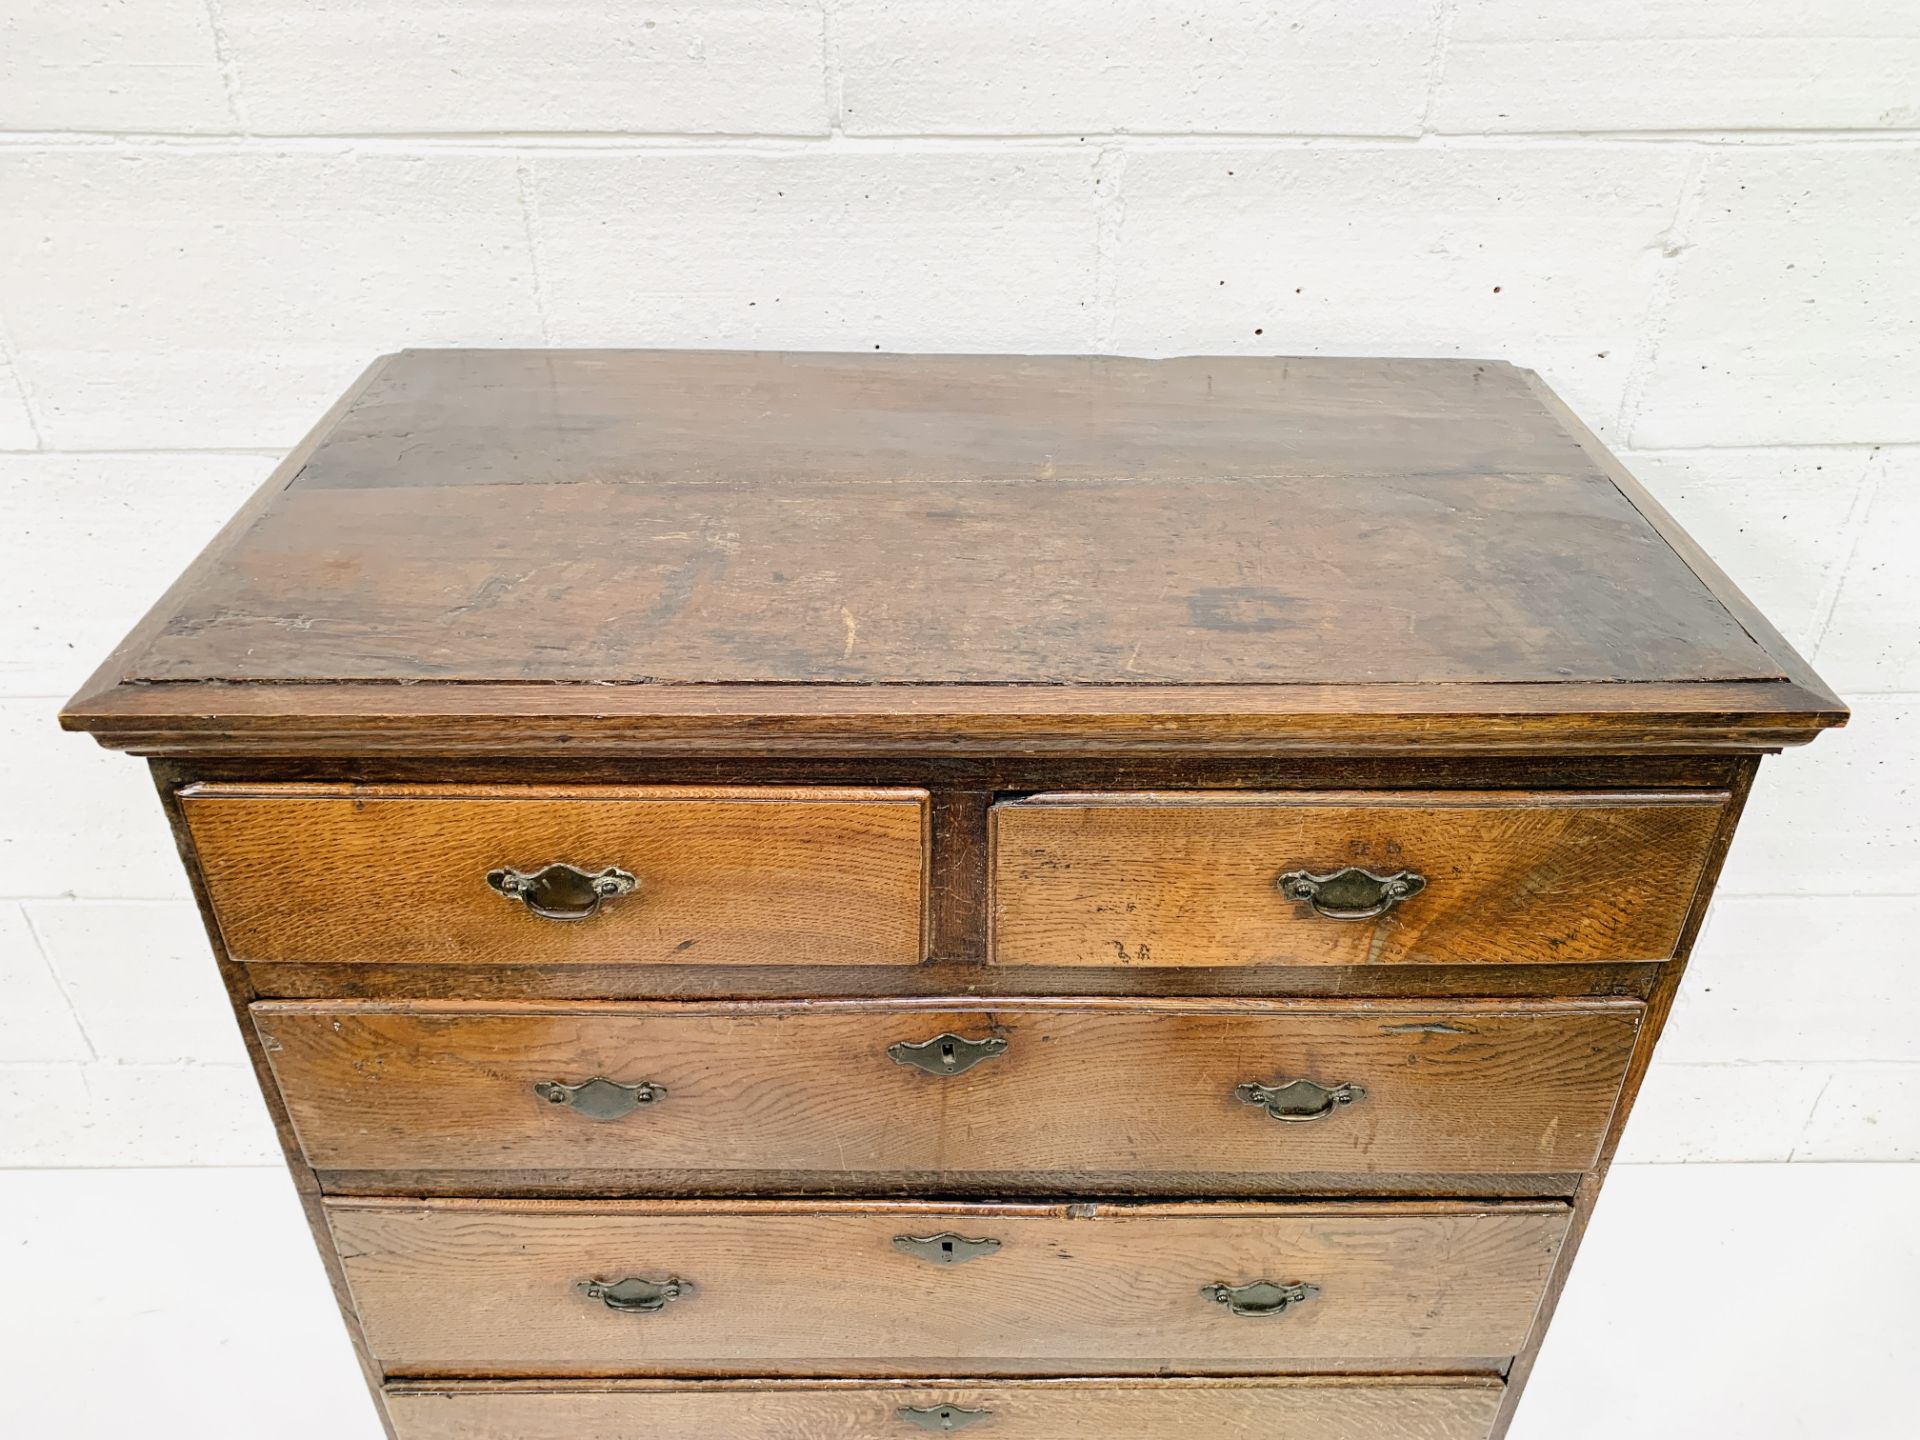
[991,789,1727,967]
[257,998,1641,1191]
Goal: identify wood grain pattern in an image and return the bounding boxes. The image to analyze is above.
[318,1167,1587,1203]
[383,1375,1507,1440]
[59,352,1845,758]
[328,1198,1570,1376]
[247,960,1662,1006]
[183,784,927,967]
[103,352,1777,688]
[256,998,1640,1185]
[117,476,1780,688]
[992,791,1725,967]
[1518,368,1844,717]
[66,677,1844,757]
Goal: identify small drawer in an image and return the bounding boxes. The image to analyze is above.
[182,784,928,967]
[256,998,1641,1189]
[384,1376,1507,1439]
[991,789,1727,967]
[330,1198,1570,1376]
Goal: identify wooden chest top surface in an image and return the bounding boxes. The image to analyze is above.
[62,350,1843,755]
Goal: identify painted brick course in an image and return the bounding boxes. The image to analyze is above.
[1432,1,1920,134]
[837,0,1437,137]
[0,0,233,134]
[528,146,1105,349]
[219,1,831,136]
[1107,142,1692,437]
[1631,145,1920,447]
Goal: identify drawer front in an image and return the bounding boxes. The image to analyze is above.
[332,1199,1569,1375]
[385,1377,1506,1440]
[992,789,1727,967]
[258,999,1641,1185]
[183,784,928,967]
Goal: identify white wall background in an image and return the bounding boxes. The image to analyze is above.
[1,2,1916,1171]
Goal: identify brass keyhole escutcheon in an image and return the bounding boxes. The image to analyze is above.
[897,1404,992,1432]
[893,1233,1002,1266]
[888,1032,1008,1077]
[533,1076,666,1121]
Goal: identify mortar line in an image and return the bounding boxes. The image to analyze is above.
[200,0,251,135]
[0,447,285,457]
[0,300,48,448]
[1785,1069,1838,1162]
[1418,0,1462,134]
[1091,145,1127,354]
[821,0,844,136]
[1805,446,1888,663]
[1616,150,1712,443]
[515,160,555,345]
[5,130,1920,151]
[16,904,100,1062]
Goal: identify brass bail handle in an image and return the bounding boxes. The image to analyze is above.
[1276,866,1426,921]
[1234,1076,1366,1123]
[575,1275,690,1314]
[1202,1279,1320,1318]
[486,862,638,921]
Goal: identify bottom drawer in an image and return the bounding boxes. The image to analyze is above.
[330,1198,1568,1376]
[385,1376,1506,1440]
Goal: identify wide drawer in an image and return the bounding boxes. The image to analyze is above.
[330,1198,1570,1375]
[384,1376,1507,1439]
[992,789,1727,967]
[182,784,928,967]
[257,998,1641,1190]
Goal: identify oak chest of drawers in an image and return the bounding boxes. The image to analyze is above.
[62,350,1845,1439]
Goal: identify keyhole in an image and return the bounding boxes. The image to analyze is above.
[938,1410,957,1428]
[941,1239,955,1258]
[940,1041,957,1069]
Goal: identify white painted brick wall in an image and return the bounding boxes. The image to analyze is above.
[1630,146,1920,447]
[0,1,234,134]
[218,1,831,137]
[1107,142,1691,435]
[526,148,1104,349]
[836,1,1439,137]
[1,2,1915,1169]
[1432,2,1920,134]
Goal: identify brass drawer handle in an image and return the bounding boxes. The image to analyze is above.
[576,1275,690,1314]
[1276,865,1426,921]
[534,1076,665,1120]
[898,1405,993,1432]
[894,1233,1002,1266]
[1203,1279,1320,1318]
[888,1032,1008,1076]
[1234,1076,1366,1123]
[486,863,638,921]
